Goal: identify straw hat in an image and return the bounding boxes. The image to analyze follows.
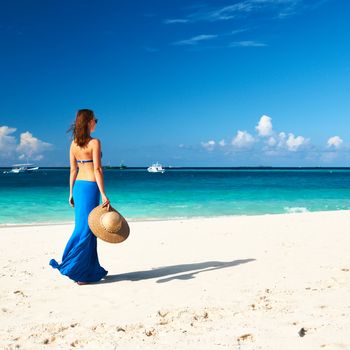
[88,204,130,243]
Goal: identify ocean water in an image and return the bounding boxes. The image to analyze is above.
[0,168,350,225]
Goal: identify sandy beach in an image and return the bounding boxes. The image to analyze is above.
[1,211,350,349]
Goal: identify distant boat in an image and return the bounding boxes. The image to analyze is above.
[119,160,127,170]
[104,161,113,170]
[147,162,165,173]
[3,163,39,174]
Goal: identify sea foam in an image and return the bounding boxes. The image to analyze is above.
[284,206,309,213]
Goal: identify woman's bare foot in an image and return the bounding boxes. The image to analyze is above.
[77,281,89,285]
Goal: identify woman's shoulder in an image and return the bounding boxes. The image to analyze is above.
[70,138,100,150]
[88,138,101,147]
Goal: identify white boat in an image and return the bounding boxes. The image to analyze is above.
[147,162,165,173]
[3,163,39,174]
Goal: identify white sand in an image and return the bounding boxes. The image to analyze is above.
[1,211,350,350]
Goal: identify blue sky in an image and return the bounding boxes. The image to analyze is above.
[0,0,349,166]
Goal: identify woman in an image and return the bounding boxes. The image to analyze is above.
[49,109,109,285]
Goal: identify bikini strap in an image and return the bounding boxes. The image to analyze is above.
[76,159,93,164]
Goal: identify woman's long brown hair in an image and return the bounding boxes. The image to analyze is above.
[67,109,94,147]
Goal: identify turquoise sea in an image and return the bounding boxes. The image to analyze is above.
[0,168,350,225]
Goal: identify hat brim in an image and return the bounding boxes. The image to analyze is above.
[88,204,130,244]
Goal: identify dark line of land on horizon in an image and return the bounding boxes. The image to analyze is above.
[1,166,350,170]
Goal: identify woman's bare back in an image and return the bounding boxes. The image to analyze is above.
[71,139,98,182]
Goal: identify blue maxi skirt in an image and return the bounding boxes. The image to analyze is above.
[49,180,108,282]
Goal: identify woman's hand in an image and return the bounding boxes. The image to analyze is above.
[101,194,110,211]
[69,195,74,208]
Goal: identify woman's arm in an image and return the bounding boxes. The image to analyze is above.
[92,139,110,209]
[69,142,78,207]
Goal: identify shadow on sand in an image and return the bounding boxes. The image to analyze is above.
[97,258,256,284]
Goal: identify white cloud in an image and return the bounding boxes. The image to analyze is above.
[19,153,43,161]
[229,41,267,47]
[0,126,17,159]
[195,114,348,164]
[277,131,287,147]
[163,19,189,24]
[327,136,343,149]
[201,140,216,151]
[163,1,327,51]
[1,126,52,162]
[261,131,310,155]
[275,132,305,150]
[285,133,308,152]
[267,136,277,146]
[173,34,218,46]
[232,130,255,148]
[230,28,250,35]
[16,131,52,160]
[256,115,273,136]
[204,3,254,21]
[169,0,306,24]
